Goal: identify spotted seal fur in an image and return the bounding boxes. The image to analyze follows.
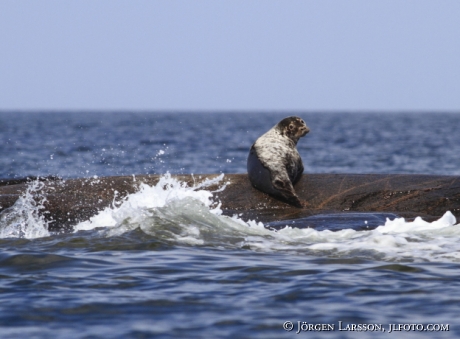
[247,116,310,208]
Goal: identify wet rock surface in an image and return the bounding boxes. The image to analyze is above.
[1,174,460,232]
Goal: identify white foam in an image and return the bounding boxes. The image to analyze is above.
[2,174,460,262]
[271,212,459,261]
[74,173,226,232]
[0,180,50,239]
[72,173,460,262]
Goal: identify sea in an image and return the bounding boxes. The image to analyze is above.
[0,111,460,339]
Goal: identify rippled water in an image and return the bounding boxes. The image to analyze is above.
[1,112,460,178]
[0,112,460,338]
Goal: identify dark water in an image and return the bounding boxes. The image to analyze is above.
[0,112,459,338]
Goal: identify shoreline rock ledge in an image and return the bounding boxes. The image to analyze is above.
[1,174,459,232]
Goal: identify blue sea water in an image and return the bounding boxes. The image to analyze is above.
[1,112,460,338]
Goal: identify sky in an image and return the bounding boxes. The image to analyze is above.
[0,0,459,112]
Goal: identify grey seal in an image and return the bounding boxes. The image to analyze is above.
[247,116,310,208]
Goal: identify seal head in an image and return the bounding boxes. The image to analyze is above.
[247,116,309,208]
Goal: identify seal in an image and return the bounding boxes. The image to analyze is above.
[247,116,309,208]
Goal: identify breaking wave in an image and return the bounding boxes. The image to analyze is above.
[0,180,51,239]
[1,174,459,262]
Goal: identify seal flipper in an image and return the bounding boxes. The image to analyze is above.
[271,175,303,208]
[291,160,304,185]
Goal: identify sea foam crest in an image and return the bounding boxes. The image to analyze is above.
[2,174,460,262]
[75,173,226,231]
[73,173,460,262]
[74,173,269,245]
[0,180,50,239]
[272,211,459,261]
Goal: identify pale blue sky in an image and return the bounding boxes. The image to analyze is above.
[1,1,459,111]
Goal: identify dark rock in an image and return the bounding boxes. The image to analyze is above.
[1,174,459,232]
